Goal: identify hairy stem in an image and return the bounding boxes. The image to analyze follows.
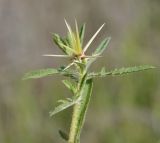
[68,78,93,143]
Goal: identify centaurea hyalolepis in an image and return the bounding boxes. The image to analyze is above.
[23,19,155,143]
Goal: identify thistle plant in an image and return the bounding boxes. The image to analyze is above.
[23,20,155,143]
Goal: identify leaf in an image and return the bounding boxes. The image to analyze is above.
[49,96,80,116]
[23,67,79,80]
[49,73,88,116]
[78,73,88,92]
[65,34,72,47]
[93,37,111,55]
[52,33,74,55]
[62,80,77,94]
[86,37,111,69]
[52,33,67,54]
[23,68,58,80]
[58,66,79,80]
[58,130,69,141]
[88,65,156,78]
[75,20,82,54]
[79,23,85,46]
[73,78,93,141]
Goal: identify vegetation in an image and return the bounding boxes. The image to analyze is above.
[23,20,155,143]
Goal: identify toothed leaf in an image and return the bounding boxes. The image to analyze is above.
[52,34,67,54]
[62,80,77,94]
[23,68,59,80]
[49,73,88,116]
[74,78,93,139]
[86,37,111,69]
[52,33,74,55]
[58,66,79,80]
[49,96,80,116]
[93,37,111,55]
[23,67,79,80]
[88,65,156,78]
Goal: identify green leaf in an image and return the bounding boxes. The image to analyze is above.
[88,65,156,78]
[58,130,69,141]
[49,73,88,116]
[72,78,93,141]
[78,73,88,92]
[62,80,77,94]
[52,34,67,54]
[79,23,85,46]
[58,66,79,80]
[64,35,72,47]
[23,66,79,80]
[86,37,111,69]
[49,96,80,116]
[93,37,111,55]
[23,68,58,80]
[52,33,74,55]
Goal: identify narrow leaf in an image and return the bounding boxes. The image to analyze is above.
[59,130,69,141]
[89,65,156,78]
[75,19,82,53]
[23,68,58,80]
[78,73,88,92]
[86,37,111,69]
[49,96,80,116]
[93,37,111,55]
[73,78,93,141]
[49,74,88,116]
[60,42,76,54]
[79,23,85,46]
[52,33,68,54]
[58,66,79,80]
[23,67,79,80]
[62,80,76,94]
[52,33,75,55]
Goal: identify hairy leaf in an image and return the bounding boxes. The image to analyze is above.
[72,78,93,141]
[58,66,79,80]
[23,67,79,80]
[86,37,111,69]
[49,96,80,116]
[62,80,77,94]
[52,33,74,55]
[89,65,156,78]
[49,73,88,116]
[52,33,67,54]
[23,68,58,80]
[93,37,111,55]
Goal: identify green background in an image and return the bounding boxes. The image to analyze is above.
[0,0,159,143]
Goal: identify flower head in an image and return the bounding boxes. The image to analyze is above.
[43,19,107,70]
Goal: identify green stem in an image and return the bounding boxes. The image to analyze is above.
[68,78,93,143]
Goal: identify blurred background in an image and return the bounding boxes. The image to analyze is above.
[0,0,159,143]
